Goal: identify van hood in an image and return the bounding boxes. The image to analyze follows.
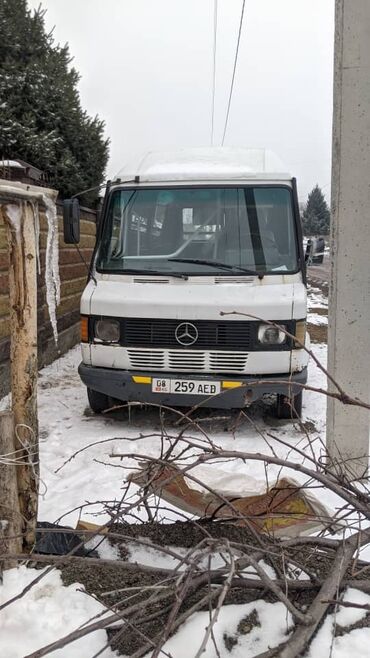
[83,275,306,321]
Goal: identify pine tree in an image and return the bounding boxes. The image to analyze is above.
[302,185,330,236]
[0,0,109,203]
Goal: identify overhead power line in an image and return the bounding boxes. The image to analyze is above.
[221,0,246,146]
[210,0,218,145]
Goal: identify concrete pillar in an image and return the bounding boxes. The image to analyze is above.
[327,0,370,480]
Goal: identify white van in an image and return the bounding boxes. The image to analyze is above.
[64,148,309,418]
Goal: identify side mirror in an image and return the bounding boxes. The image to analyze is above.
[63,199,80,244]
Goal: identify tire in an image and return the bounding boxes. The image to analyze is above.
[276,391,303,419]
[87,387,111,414]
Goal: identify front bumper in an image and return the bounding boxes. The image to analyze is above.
[79,363,308,410]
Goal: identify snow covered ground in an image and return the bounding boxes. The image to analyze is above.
[142,601,294,658]
[1,284,369,657]
[34,341,328,526]
[0,567,116,658]
[37,328,328,527]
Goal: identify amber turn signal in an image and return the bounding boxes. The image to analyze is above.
[80,316,89,343]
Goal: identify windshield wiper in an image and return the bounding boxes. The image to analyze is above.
[121,268,188,280]
[167,258,265,279]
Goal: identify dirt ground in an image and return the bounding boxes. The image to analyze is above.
[307,321,327,345]
[57,521,367,656]
[61,521,273,656]
[307,303,328,344]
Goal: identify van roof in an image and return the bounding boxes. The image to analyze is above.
[113,147,291,184]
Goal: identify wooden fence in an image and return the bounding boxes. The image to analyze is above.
[0,203,96,397]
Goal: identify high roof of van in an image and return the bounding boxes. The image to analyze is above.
[113,147,291,184]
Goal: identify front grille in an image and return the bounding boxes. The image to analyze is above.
[209,352,248,371]
[128,350,165,369]
[123,318,254,351]
[90,317,295,352]
[168,351,206,371]
[127,348,248,373]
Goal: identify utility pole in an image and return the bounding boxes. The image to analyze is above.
[327,0,370,479]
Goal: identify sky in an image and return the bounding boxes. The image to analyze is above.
[28,0,335,202]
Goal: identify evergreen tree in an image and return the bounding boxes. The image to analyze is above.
[0,0,109,203]
[302,185,330,236]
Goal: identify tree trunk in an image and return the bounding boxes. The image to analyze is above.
[3,200,39,551]
[0,411,23,571]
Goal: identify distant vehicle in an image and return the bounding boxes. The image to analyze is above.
[312,236,325,264]
[64,148,309,419]
[304,236,326,265]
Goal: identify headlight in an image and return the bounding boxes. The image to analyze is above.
[258,324,286,345]
[95,319,120,343]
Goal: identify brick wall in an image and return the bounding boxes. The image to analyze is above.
[0,202,96,397]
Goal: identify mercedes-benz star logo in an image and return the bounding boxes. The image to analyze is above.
[175,322,198,346]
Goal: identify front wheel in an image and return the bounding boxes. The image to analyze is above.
[276,391,303,419]
[87,388,111,414]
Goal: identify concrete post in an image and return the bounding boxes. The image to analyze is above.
[327,0,370,480]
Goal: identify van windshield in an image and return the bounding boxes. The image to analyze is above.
[96,186,299,275]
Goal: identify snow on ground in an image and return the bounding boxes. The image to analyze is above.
[0,284,330,530]
[2,285,369,657]
[0,566,116,658]
[1,340,329,528]
[307,588,370,658]
[307,284,328,309]
[308,312,328,325]
[90,533,276,576]
[138,601,293,658]
[310,625,370,658]
[125,541,232,571]
[31,339,329,526]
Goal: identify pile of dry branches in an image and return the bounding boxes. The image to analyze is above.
[1,330,370,657]
[1,401,370,658]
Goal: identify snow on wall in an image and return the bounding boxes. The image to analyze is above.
[32,201,41,275]
[3,203,21,234]
[42,194,61,345]
[2,192,60,345]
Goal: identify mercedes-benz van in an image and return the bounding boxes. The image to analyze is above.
[64,148,309,418]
